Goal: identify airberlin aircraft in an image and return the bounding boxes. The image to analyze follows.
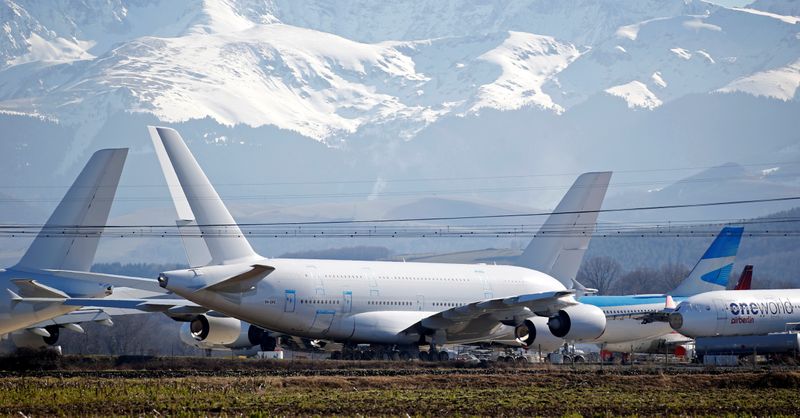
[669,289,800,338]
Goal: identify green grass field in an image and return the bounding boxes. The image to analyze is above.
[0,369,800,416]
[1,357,799,416]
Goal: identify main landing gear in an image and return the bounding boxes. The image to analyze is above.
[330,344,419,361]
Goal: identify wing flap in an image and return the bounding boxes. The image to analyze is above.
[402,290,576,335]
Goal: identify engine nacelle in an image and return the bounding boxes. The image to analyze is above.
[181,316,270,350]
[547,304,606,341]
[10,326,60,349]
[513,316,563,352]
[189,315,245,346]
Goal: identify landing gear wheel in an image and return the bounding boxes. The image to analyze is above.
[399,351,412,361]
[515,356,527,365]
[330,351,342,360]
[381,352,391,361]
[419,351,430,362]
[438,351,449,362]
[391,352,400,361]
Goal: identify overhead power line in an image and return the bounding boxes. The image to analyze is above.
[0,196,798,239]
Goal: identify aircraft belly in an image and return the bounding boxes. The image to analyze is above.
[599,318,670,344]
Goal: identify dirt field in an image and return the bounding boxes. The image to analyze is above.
[1,355,799,416]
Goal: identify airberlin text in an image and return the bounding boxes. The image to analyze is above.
[729,299,794,320]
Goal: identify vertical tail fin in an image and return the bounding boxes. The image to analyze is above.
[734,265,753,290]
[148,126,257,265]
[14,148,128,272]
[669,226,744,297]
[515,171,612,286]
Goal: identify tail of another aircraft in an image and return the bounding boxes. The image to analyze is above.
[734,265,753,290]
[515,172,612,287]
[148,126,258,265]
[13,148,128,272]
[669,226,744,297]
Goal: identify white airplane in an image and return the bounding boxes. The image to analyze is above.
[0,148,137,349]
[668,289,800,338]
[132,126,612,359]
[598,263,753,356]
[554,226,744,355]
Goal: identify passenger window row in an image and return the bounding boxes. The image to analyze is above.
[299,299,340,305]
[368,301,412,306]
[433,302,465,308]
[323,273,469,282]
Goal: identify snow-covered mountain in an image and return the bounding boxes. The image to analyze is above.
[1,0,797,146]
[0,0,798,240]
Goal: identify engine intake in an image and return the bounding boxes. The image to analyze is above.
[189,315,244,345]
[513,316,564,352]
[547,304,606,341]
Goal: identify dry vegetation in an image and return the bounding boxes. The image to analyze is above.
[0,355,799,416]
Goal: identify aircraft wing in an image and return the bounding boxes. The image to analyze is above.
[400,290,576,340]
[29,309,114,329]
[62,297,207,316]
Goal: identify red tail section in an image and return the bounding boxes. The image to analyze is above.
[734,265,753,290]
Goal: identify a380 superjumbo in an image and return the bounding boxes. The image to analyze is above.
[84,127,614,359]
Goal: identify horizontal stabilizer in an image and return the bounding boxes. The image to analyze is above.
[201,264,275,293]
[11,279,70,299]
[42,269,166,294]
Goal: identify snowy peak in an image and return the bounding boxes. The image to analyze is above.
[749,0,800,18]
[0,0,797,147]
[0,0,283,69]
[473,32,579,113]
[262,0,718,45]
[554,6,800,109]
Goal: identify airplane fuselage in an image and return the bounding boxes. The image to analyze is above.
[164,258,570,348]
[670,289,800,338]
[580,295,680,344]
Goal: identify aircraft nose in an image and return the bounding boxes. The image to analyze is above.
[668,312,684,330]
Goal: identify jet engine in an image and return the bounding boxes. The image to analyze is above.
[182,316,274,351]
[547,304,606,341]
[10,326,60,349]
[189,315,246,346]
[514,316,563,351]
